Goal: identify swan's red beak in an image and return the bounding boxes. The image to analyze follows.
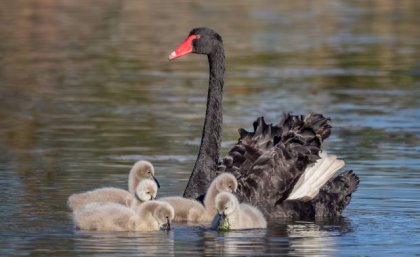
[168,35,199,60]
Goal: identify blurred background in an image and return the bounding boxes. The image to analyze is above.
[0,0,419,256]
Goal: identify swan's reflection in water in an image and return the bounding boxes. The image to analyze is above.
[286,223,337,256]
[202,228,269,256]
[200,218,352,256]
[74,230,175,257]
[71,218,352,256]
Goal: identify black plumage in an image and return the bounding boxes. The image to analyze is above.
[218,115,359,219]
[170,27,359,219]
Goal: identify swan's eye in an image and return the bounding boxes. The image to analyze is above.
[146,192,150,194]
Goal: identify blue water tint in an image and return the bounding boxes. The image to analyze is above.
[0,0,419,256]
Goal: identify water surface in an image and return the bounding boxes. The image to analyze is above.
[0,0,419,256]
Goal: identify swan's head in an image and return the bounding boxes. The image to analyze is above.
[214,173,238,193]
[131,160,160,188]
[151,201,175,231]
[134,179,158,202]
[215,192,239,217]
[214,192,239,231]
[169,27,223,60]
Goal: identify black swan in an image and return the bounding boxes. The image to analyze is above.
[169,28,359,219]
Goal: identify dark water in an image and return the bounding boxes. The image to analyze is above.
[0,0,419,256]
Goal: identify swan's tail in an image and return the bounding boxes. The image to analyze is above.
[312,170,360,217]
[287,152,345,200]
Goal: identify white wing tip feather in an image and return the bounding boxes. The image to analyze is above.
[287,153,345,200]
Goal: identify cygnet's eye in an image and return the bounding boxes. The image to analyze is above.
[148,171,151,174]
[146,191,150,194]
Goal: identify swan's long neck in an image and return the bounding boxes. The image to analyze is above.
[183,46,225,199]
[229,202,241,223]
[128,169,139,194]
[203,178,220,216]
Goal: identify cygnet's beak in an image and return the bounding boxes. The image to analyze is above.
[221,212,226,222]
[160,217,171,231]
[152,175,161,188]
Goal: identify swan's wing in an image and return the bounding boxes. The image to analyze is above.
[218,113,332,212]
[264,170,359,219]
[312,170,359,217]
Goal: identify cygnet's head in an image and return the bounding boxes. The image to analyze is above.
[215,192,239,216]
[152,201,175,231]
[131,160,160,188]
[215,173,238,193]
[134,179,158,202]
